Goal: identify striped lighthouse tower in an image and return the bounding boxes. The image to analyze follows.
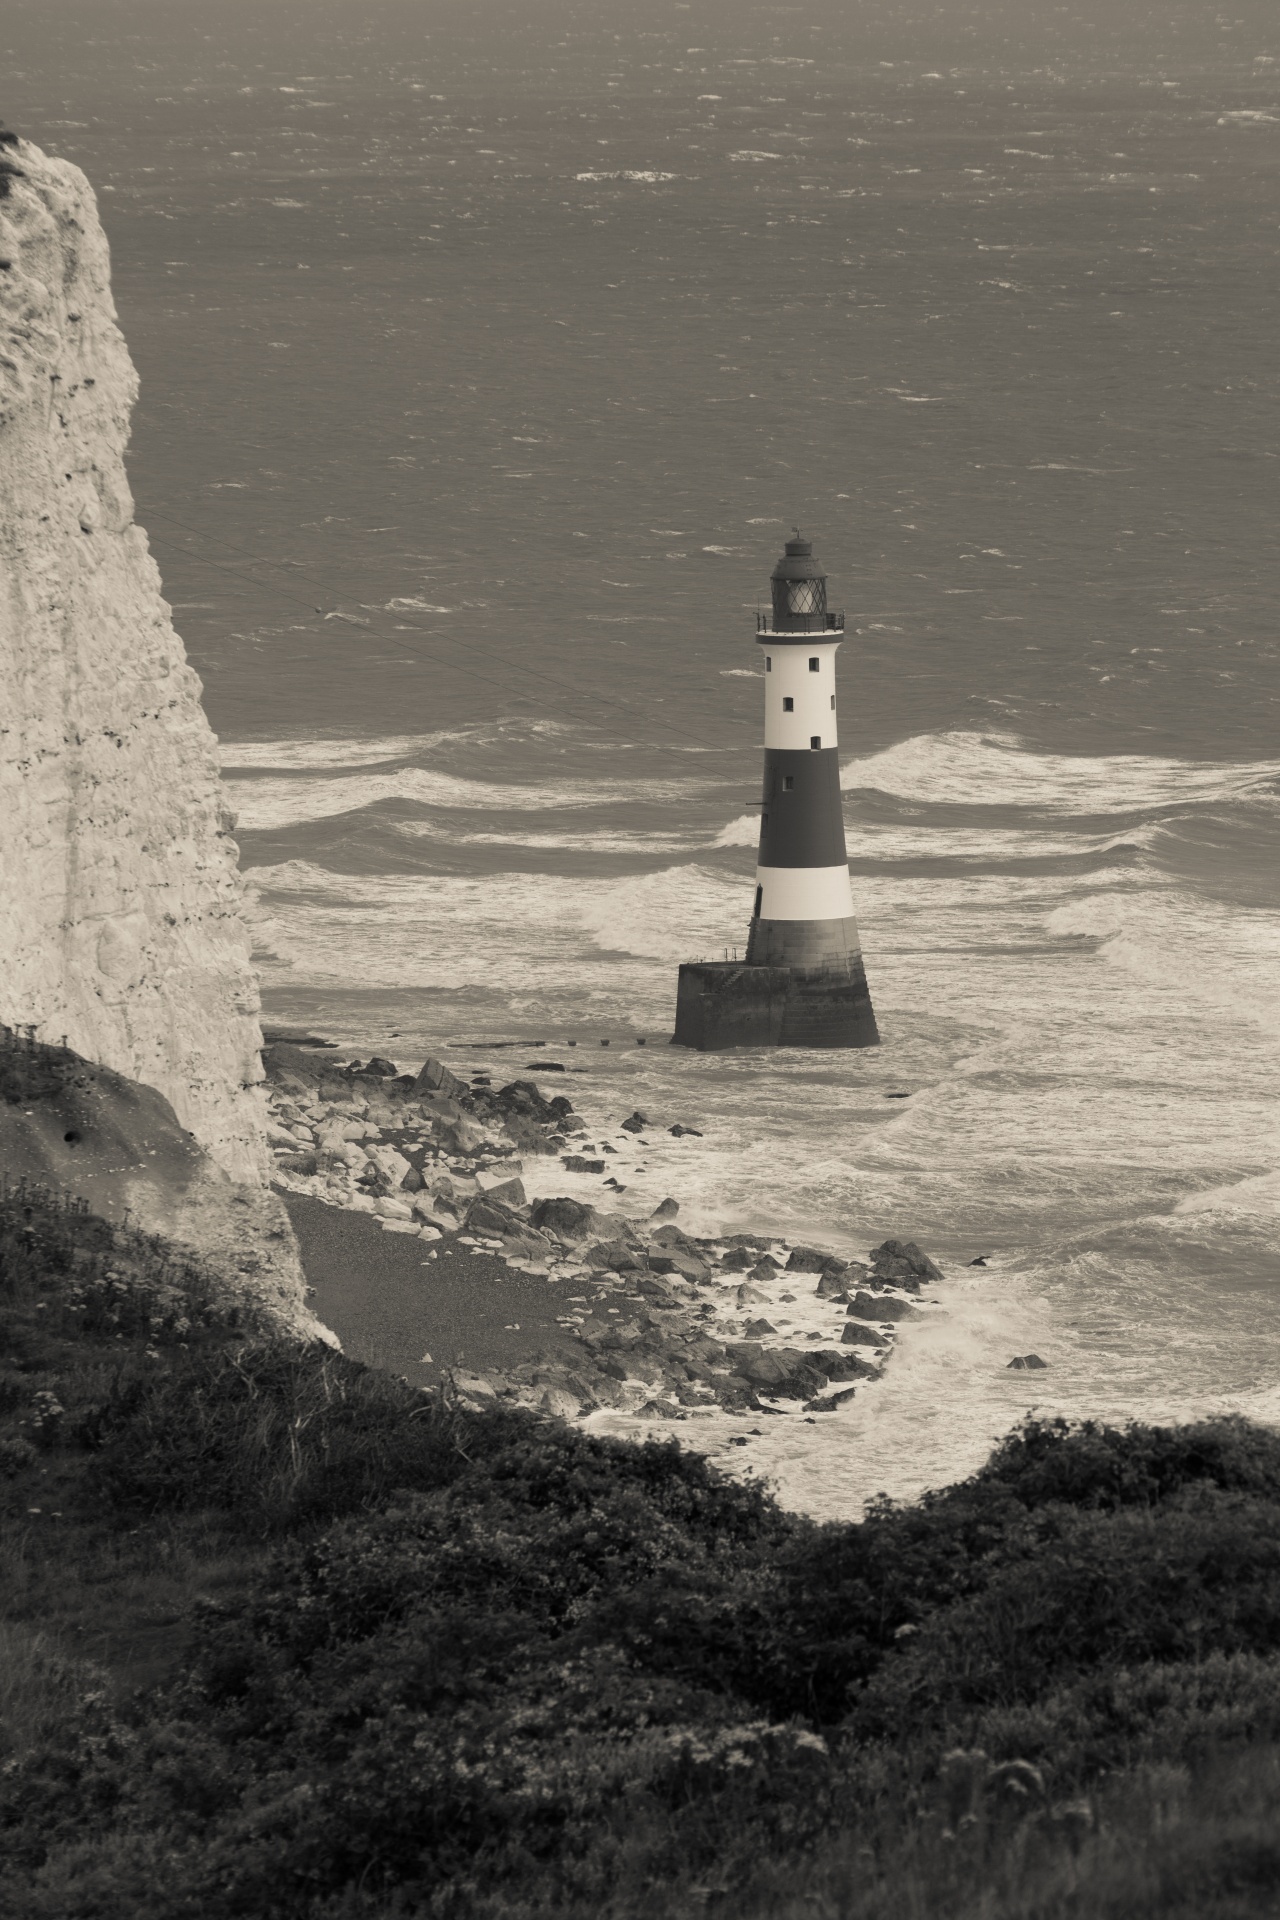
[673,533,879,1050]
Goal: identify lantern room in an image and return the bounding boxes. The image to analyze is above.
[758,533,845,637]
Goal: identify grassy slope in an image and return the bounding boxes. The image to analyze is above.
[3,1185,1280,1919]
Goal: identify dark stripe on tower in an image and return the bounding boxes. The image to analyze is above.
[757,748,848,869]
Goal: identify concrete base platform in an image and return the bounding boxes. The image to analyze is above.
[672,959,879,1051]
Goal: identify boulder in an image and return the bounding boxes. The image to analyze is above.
[1007,1354,1048,1371]
[725,1343,792,1388]
[810,1386,859,1413]
[562,1155,605,1174]
[841,1321,886,1350]
[669,1124,703,1137]
[786,1246,840,1275]
[411,1056,469,1103]
[869,1239,943,1288]
[718,1247,756,1272]
[438,1115,490,1156]
[842,1317,890,1348]
[275,1150,318,1176]
[529,1195,608,1241]
[464,1197,525,1238]
[848,1290,921,1322]
[651,1197,680,1220]
[813,1269,850,1300]
[620,1111,649,1133]
[364,1056,399,1078]
[585,1239,642,1273]
[811,1349,879,1382]
[735,1282,770,1307]
[743,1317,777,1339]
[478,1173,526,1206]
[374,1196,415,1221]
[539,1386,585,1420]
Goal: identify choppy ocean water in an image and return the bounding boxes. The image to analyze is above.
[8,0,1278,1514]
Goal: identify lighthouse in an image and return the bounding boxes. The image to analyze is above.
[673,534,879,1050]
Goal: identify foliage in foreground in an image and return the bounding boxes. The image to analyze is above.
[4,1188,1280,1917]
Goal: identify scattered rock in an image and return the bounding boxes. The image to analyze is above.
[869,1239,943,1290]
[363,1056,399,1077]
[718,1247,756,1272]
[747,1260,781,1285]
[743,1317,777,1339]
[786,1246,836,1274]
[969,1255,989,1267]
[669,1124,703,1137]
[735,1282,770,1307]
[562,1155,606,1174]
[842,1317,890,1348]
[529,1195,608,1242]
[620,1111,649,1134]
[848,1290,921,1322]
[411,1056,469,1103]
[810,1386,859,1412]
[813,1268,850,1300]
[585,1239,642,1273]
[651,1197,680,1220]
[1007,1353,1048,1370]
[841,1321,886,1350]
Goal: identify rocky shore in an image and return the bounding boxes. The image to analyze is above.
[264,1038,948,1426]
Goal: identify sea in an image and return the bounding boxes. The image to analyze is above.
[7,0,1278,1517]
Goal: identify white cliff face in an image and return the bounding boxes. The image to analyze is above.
[0,140,268,1186]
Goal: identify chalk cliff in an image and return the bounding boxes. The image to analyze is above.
[0,137,269,1179]
[0,138,319,1334]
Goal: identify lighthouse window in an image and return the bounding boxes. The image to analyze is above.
[808,657,820,672]
[753,885,763,919]
[810,735,822,750]
[765,656,772,671]
[782,776,794,791]
[782,696,794,712]
[830,695,835,710]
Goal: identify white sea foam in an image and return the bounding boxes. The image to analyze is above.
[841,731,1280,814]
[220,735,447,772]
[226,766,660,830]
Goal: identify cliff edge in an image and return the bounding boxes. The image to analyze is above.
[0,137,321,1337]
[0,136,266,1185]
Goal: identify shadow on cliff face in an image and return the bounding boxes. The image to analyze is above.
[0,1026,205,1219]
[0,1026,330,1341]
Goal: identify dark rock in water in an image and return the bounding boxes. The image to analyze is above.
[548,1094,575,1117]
[532,1062,565,1070]
[786,1246,837,1274]
[638,1398,681,1419]
[669,1124,703,1137]
[718,1247,756,1272]
[841,1321,887,1350]
[651,1197,680,1220]
[364,1056,399,1077]
[848,1290,921,1322]
[969,1255,989,1266]
[484,1176,527,1207]
[1007,1353,1048,1370]
[721,1232,769,1250]
[261,1029,337,1049]
[813,1268,850,1300]
[621,1110,649,1133]
[842,1318,889,1348]
[743,1317,777,1339]
[529,1195,607,1241]
[869,1238,943,1289]
[810,1386,859,1412]
[562,1155,605,1174]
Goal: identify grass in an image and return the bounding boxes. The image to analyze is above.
[3,1180,1280,1918]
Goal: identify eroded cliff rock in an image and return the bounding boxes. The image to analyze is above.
[0,138,267,1184]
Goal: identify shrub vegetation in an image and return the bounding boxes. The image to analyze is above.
[3,1184,1280,1917]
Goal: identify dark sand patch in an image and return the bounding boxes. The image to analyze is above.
[284,1193,603,1388]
